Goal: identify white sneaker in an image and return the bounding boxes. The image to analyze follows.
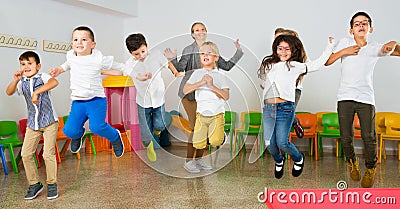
[195,158,212,170]
[184,160,200,173]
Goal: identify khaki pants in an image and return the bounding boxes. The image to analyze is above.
[21,122,58,185]
[192,113,225,149]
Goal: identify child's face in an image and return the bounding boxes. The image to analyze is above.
[350,15,373,38]
[276,41,292,61]
[191,24,207,42]
[20,57,41,78]
[199,45,219,69]
[72,30,96,56]
[130,44,148,62]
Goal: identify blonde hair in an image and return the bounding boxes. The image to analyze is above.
[200,41,220,56]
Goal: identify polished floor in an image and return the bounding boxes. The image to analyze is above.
[0,143,399,209]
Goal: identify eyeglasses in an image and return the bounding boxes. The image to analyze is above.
[353,20,369,27]
[277,46,291,52]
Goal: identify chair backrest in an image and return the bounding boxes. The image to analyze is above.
[243,112,262,132]
[316,111,334,132]
[57,117,67,138]
[18,118,28,139]
[224,111,237,131]
[321,113,340,134]
[296,113,317,134]
[0,121,19,140]
[384,113,400,135]
[375,112,396,135]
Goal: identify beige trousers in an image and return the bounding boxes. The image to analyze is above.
[21,122,58,185]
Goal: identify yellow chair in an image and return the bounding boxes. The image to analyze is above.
[234,111,263,157]
[379,113,400,163]
[375,112,396,140]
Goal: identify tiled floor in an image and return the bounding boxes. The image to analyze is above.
[0,144,399,209]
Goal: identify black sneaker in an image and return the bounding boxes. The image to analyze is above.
[111,130,124,158]
[292,153,305,177]
[70,135,83,153]
[274,157,286,179]
[24,182,43,200]
[47,183,58,200]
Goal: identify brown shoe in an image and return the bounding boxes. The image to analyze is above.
[361,167,376,188]
[293,118,304,138]
[347,157,361,181]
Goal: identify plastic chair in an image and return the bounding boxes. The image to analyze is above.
[375,112,396,140]
[62,115,96,156]
[0,121,23,173]
[234,111,263,157]
[225,111,237,151]
[379,113,400,163]
[208,111,237,152]
[317,113,342,160]
[289,113,317,160]
[18,118,61,167]
[0,143,8,175]
[353,114,379,162]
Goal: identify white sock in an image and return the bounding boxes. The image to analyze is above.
[294,156,303,170]
[275,160,284,172]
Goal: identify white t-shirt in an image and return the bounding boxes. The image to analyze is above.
[334,37,392,105]
[263,43,334,102]
[122,50,169,108]
[61,49,124,100]
[187,68,229,116]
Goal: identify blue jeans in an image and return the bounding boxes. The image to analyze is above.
[263,101,302,162]
[63,97,119,142]
[137,104,166,146]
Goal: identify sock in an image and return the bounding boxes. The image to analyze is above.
[275,160,284,172]
[294,156,303,170]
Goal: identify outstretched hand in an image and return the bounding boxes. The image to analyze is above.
[234,39,242,52]
[164,48,177,59]
[382,41,397,54]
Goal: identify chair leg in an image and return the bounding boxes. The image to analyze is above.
[8,145,19,174]
[60,139,71,158]
[88,134,97,155]
[0,146,9,175]
[55,143,61,163]
[314,136,319,161]
[378,136,383,164]
[383,140,387,161]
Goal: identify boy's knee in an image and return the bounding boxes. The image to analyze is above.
[63,126,83,139]
[193,140,207,149]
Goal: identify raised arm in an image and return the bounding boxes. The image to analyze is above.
[217,39,244,71]
[165,47,190,72]
[325,45,360,66]
[392,44,400,56]
[31,78,58,104]
[306,37,335,72]
[6,70,23,96]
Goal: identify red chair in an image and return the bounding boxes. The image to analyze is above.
[19,118,62,166]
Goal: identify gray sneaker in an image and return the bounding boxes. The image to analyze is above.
[195,158,212,170]
[111,130,124,158]
[47,183,58,200]
[24,182,43,200]
[70,136,83,153]
[184,160,200,173]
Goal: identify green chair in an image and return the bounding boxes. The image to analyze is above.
[317,113,343,160]
[0,121,23,173]
[225,111,237,151]
[62,116,96,155]
[208,111,237,151]
[234,111,263,157]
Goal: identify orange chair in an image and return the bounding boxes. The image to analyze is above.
[56,117,81,160]
[378,113,400,163]
[289,113,317,160]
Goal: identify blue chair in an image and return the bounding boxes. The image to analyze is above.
[0,143,8,175]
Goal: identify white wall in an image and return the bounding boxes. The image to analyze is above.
[0,0,126,121]
[122,0,400,116]
[1,0,400,152]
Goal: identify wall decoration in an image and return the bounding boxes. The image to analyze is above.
[0,34,37,50]
[43,40,71,53]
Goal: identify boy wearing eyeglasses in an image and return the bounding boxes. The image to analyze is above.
[325,11,400,188]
